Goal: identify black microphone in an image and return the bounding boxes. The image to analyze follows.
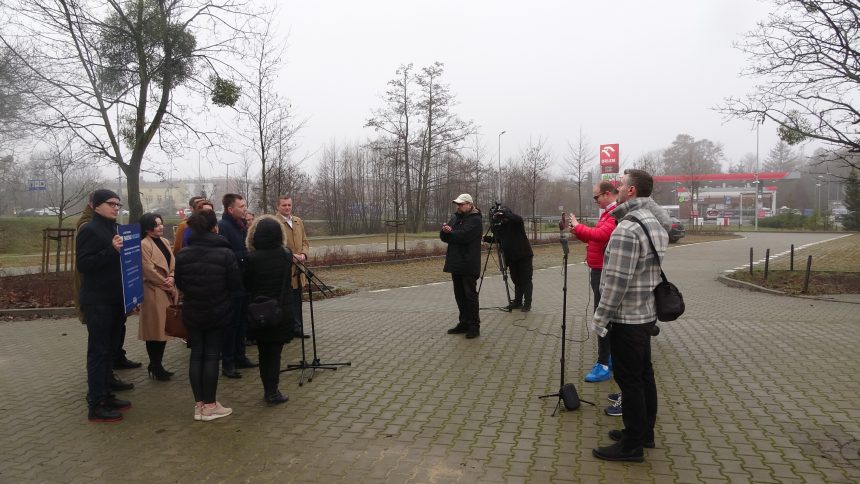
[559,212,569,255]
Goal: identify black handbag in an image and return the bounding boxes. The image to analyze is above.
[629,216,685,322]
[247,250,291,331]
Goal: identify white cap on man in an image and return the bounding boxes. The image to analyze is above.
[452,194,473,204]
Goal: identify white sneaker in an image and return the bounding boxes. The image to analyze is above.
[201,401,232,421]
[194,404,203,421]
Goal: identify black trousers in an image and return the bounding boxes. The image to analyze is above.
[451,274,480,327]
[189,327,223,404]
[221,295,248,367]
[590,269,611,365]
[257,342,285,395]
[610,321,658,449]
[83,304,126,407]
[508,256,533,305]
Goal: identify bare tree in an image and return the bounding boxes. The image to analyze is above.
[564,128,596,218]
[412,62,473,231]
[520,137,551,218]
[31,133,102,228]
[366,63,416,224]
[0,0,258,221]
[234,11,303,213]
[721,0,860,169]
[728,153,759,173]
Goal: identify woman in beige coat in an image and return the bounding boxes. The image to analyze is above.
[138,213,177,380]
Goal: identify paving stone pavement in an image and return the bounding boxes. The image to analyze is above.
[1,232,858,483]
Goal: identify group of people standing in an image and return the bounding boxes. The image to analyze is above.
[77,190,310,423]
[440,169,671,463]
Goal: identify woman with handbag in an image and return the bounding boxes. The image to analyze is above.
[175,210,242,421]
[244,215,294,406]
[138,213,178,380]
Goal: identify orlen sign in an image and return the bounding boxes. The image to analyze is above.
[599,144,619,174]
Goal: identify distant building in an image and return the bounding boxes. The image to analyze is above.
[652,171,801,222]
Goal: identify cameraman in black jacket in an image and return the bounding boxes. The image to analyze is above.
[483,206,534,312]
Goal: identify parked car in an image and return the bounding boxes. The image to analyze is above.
[669,217,685,243]
[35,207,65,216]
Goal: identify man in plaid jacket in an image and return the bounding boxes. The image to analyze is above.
[591,169,668,463]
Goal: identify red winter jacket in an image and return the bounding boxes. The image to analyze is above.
[572,204,617,269]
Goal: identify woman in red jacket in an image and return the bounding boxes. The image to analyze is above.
[569,180,618,383]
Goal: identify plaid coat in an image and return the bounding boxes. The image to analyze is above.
[591,197,668,335]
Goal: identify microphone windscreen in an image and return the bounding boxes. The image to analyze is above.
[561,383,581,411]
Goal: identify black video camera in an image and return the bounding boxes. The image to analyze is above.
[490,202,509,225]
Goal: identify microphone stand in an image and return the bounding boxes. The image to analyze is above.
[538,217,594,415]
[283,258,351,386]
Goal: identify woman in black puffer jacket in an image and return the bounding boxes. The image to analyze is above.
[175,210,241,421]
[244,215,294,405]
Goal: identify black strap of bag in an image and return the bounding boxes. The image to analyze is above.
[627,215,685,322]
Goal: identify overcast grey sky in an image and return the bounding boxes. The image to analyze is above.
[178,0,794,180]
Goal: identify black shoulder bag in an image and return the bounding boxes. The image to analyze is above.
[247,249,291,331]
[628,216,685,322]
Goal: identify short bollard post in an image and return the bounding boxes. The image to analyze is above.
[802,255,813,294]
[764,248,770,281]
[790,244,795,271]
[749,247,754,275]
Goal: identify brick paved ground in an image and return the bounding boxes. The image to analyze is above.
[1,232,858,483]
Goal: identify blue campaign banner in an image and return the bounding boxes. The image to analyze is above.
[118,224,144,313]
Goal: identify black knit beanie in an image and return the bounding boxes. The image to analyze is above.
[91,189,120,208]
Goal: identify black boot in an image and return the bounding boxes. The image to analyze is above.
[447,322,469,334]
[264,391,289,406]
[465,323,480,339]
[504,301,522,311]
[146,341,173,380]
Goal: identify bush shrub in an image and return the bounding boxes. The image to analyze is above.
[757,213,808,229]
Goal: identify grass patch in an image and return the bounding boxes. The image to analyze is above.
[726,233,860,294]
[730,271,860,295]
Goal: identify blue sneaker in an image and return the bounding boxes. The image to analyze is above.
[584,363,611,383]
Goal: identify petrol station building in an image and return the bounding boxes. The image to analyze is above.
[652,171,802,222]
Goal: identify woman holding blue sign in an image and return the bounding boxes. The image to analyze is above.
[138,213,178,381]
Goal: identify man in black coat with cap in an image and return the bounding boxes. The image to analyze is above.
[76,189,132,422]
[441,194,483,339]
[483,206,534,311]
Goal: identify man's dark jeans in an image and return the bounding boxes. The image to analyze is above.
[609,321,658,450]
[451,274,480,326]
[590,268,611,365]
[221,296,247,368]
[83,305,127,407]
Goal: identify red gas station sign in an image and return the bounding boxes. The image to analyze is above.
[599,144,619,174]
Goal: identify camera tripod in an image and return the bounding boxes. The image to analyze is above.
[538,226,594,415]
[282,260,351,386]
[478,223,514,311]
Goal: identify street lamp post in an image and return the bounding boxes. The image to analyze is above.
[498,130,506,202]
[223,161,237,193]
[754,121,761,231]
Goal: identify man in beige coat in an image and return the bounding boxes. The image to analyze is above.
[276,196,310,338]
